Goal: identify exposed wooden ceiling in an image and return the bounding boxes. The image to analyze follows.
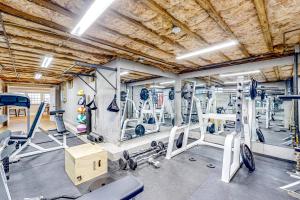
[0,0,299,84]
[201,64,294,86]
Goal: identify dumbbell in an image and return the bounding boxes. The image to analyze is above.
[119,141,157,170]
[128,142,167,170]
[123,140,158,160]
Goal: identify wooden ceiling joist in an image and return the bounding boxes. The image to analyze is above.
[274,66,281,81]
[0,3,188,72]
[253,0,273,52]
[142,0,230,62]
[194,0,250,57]
[21,0,194,70]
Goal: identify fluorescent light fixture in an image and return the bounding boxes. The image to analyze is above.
[160,81,175,85]
[224,80,251,85]
[220,70,260,78]
[41,55,53,68]
[120,71,129,76]
[71,0,115,36]
[176,40,238,60]
[150,85,165,89]
[34,72,42,80]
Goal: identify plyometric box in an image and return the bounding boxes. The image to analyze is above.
[65,143,108,185]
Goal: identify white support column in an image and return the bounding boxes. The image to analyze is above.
[174,78,182,125]
[95,62,120,144]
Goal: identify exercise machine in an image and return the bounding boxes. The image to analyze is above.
[166,77,254,183]
[49,110,69,135]
[121,88,160,140]
[0,94,68,162]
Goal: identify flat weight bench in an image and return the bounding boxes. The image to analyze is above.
[77,175,144,200]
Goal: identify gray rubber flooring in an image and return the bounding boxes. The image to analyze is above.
[7,133,297,200]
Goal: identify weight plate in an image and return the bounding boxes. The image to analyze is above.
[140,88,149,101]
[249,79,258,100]
[151,141,157,147]
[118,158,127,170]
[135,124,145,136]
[157,141,165,150]
[120,91,127,101]
[208,123,215,134]
[176,132,184,148]
[256,128,265,143]
[207,163,215,168]
[169,90,175,100]
[148,117,156,124]
[129,158,138,170]
[123,150,130,160]
[182,83,193,100]
[261,90,266,101]
[172,118,175,127]
[240,144,255,172]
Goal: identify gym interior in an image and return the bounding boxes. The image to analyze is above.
[0,1,299,200]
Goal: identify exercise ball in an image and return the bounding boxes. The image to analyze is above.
[77,114,86,123]
[77,107,86,114]
[77,124,86,133]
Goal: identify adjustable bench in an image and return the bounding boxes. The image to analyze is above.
[77,175,144,200]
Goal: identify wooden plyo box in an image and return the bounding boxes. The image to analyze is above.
[65,143,108,185]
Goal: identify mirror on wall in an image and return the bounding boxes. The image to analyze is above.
[119,70,175,141]
[180,73,293,150]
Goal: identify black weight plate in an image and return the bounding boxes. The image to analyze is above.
[120,91,127,101]
[240,144,255,172]
[123,150,130,160]
[135,124,145,136]
[256,128,265,143]
[249,79,258,100]
[148,117,156,124]
[169,90,175,100]
[140,88,149,101]
[208,123,215,134]
[172,118,175,126]
[118,158,127,170]
[176,132,184,148]
[151,141,157,147]
[261,90,266,101]
[129,158,138,170]
[157,141,165,150]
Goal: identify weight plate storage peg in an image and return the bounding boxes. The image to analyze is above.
[135,124,145,136]
[140,88,149,101]
[240,144,255,172]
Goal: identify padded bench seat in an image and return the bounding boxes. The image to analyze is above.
[77,175,144,200]
[50,110,65,115]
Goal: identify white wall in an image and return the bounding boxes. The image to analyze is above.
[61,77,95,127]
[61,66,120,143]
[7,86,52,115]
